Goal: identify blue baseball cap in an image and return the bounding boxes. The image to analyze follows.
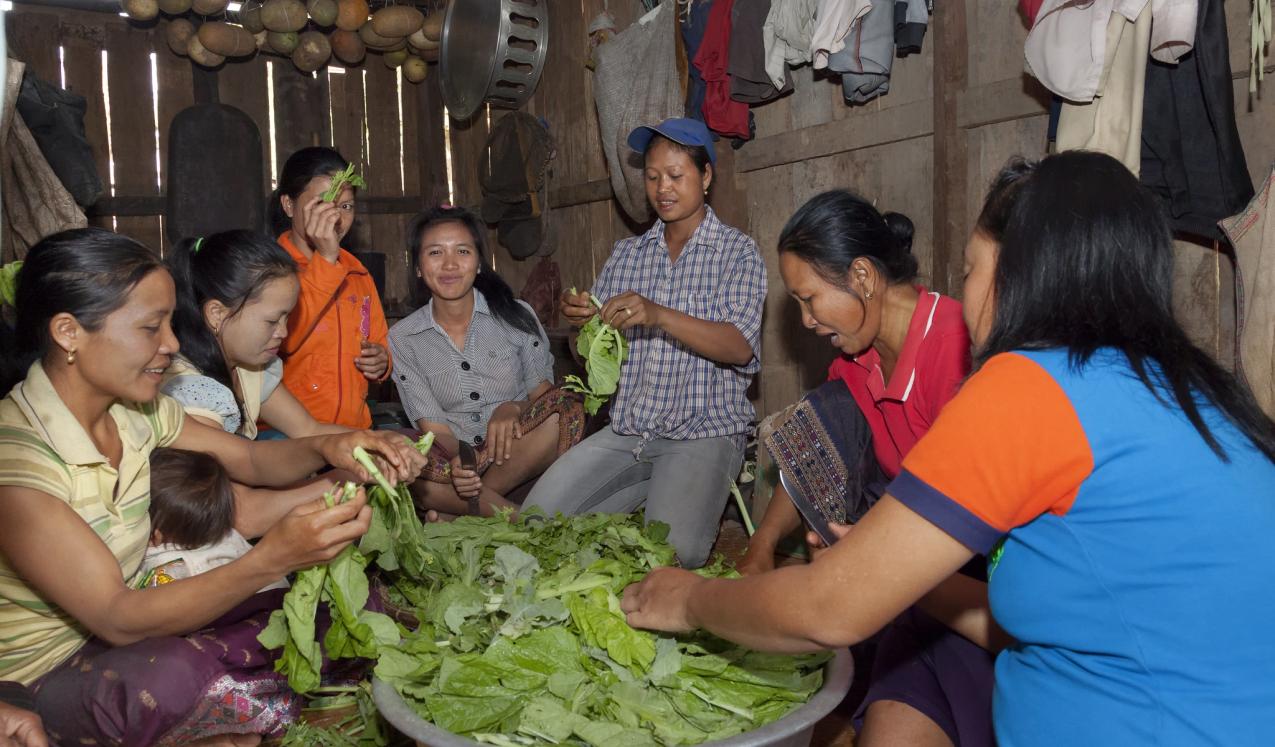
[626,117,717,164]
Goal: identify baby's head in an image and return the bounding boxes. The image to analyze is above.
[148,448,235,549]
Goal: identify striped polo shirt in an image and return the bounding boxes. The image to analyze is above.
[0,362,185,684]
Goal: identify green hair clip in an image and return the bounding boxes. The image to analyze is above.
[192,237,205,255]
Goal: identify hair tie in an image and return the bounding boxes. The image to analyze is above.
[192,237,205,255]
[440,203,455,210]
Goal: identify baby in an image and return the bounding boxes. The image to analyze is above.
[139,447,287,592]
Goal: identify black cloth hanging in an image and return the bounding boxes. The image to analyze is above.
[1140,0,1253,240]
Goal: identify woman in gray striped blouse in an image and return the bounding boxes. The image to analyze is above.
[389,207,585,518]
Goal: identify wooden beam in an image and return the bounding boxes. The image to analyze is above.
[90,195,428,217]
[931,0,969,297]
[735,99,934,173]
[956,75,1050,130]
[548,179,613,209]
[192,64,219,105]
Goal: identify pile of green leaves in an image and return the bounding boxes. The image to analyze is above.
[260,434,436,694]
[323,163,367,202]
[260,482,401,695]
[375,510,831,746]
[0,261,21,308]
[354,435,436,579]
[281,682,389,746]
[562,290,628,416]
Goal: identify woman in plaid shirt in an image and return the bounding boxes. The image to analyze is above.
[527,118,767,568]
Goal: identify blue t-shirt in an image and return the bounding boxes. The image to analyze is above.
[890,348,1275,746]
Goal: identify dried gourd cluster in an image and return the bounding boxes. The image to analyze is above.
[120,0,442,82]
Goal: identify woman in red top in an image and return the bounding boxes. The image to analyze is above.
[270,147,391,430]
[737,191,989,747]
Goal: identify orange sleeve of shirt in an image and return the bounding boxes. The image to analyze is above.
[282,252,350,357]
[888,352,1095,553]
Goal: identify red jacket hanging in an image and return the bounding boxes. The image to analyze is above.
[693,0,751,139]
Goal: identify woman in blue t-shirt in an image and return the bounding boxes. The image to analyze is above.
[621,151,1275,746]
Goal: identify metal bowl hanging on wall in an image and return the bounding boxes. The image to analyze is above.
[440,0,548,120]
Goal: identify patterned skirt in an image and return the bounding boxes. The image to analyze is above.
[30,589,365,746]
[419,386,587,483]
[760,379,887,525]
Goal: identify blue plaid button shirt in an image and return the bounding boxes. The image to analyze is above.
[591,207,767,445]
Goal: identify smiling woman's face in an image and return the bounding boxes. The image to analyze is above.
[417,220,481,302]
[66,269,181,403]
[643,138,711,224]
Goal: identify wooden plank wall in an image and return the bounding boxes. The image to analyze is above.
[440,0,1275,417]
[5,5,448,317]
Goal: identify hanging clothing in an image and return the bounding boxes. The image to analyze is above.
[1019,0,1047,27]
[681,0,714,123]
[730,0,794,103]
[1025,0,1197,103]
[1141,0,1253,240]
[1054,6,1150,174]
[811,0,872,70]
[894,0,930,56]
[826,0,896,103]
[593,2,684,222]
[763,0,819,90]
[1,59,85,262]
[693,0,752,138]
[1220,166,1275,419]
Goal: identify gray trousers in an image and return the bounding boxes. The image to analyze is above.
[525,427,745,568]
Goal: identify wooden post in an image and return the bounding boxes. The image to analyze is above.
[192,63,219,105]
[932,0,969,296]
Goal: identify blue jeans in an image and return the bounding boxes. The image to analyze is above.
[525,427,744,568]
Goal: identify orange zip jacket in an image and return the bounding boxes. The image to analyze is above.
[277,232,390,429]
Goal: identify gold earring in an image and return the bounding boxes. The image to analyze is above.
[864,291,874,301]
[66,348,76,365]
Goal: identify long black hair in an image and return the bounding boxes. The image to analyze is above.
[268,146,356,236]
[978,150,1275,463]
[406,205,541,338]
[778,190,917,298]
[2,228,164,393]
[975,157,1037,243]
[167,230,297,389]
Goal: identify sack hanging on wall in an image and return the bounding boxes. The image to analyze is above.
[594,2,684,222]
[1,60,87,262]
[16,70,102,208]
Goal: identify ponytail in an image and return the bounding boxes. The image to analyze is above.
[779,191,919,287]
[167,230,297,388]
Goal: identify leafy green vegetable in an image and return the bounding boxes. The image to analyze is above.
[562,288,628,415]
[259,481,399,694]
[0,261,21,308]
[322,163,367,203]
[375,510,831,745]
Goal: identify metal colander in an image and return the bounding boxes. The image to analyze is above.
[440,0,548,120]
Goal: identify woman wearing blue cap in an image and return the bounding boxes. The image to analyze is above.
[526,117,767,569]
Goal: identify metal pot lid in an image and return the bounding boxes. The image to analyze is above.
[440,0,548,120]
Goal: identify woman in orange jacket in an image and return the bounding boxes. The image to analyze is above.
[269,147,390,429]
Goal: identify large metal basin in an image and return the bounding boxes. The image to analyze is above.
[374,648,854,747]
